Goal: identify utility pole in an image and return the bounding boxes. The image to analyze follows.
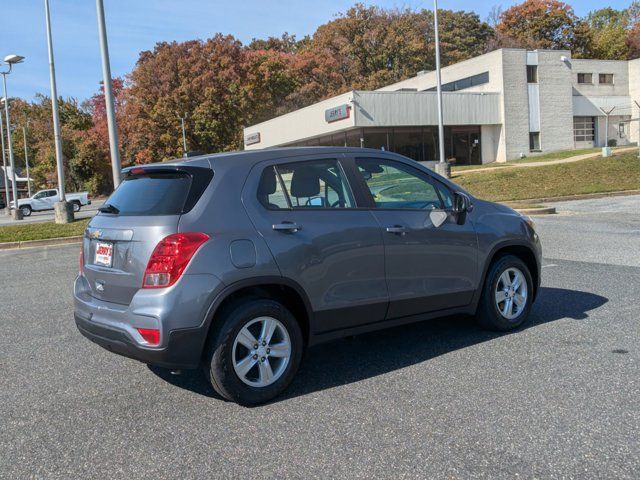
[96,0,122,189]
[22,121,31,197]
[45,0,73,223]
[178,113,188,156]
[432,0,449,178]
[635,100,640,159]
[2,78,22,220]
[0,109,10,215]
[600,106,616,155]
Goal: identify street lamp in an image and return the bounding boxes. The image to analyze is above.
[0,108,10,215]
[22,119,31,197]
[44,0,73,223]
[432,0,450,178]
[1,54,25,220]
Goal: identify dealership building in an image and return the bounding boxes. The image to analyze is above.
[243,49,640,165]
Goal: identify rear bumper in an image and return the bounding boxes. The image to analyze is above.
[75,313,205,369]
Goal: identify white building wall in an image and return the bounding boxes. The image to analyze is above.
[536,50,574,153]
[501,49,532,160]
[244,92,354,150]
[629,59,640,145]
[572,59,630,97]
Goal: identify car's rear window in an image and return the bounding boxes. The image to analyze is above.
[102,168,212,216]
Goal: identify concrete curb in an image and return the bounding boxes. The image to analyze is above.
[514,207,556,215]
[0,235,83,251]
[508,189,640,204]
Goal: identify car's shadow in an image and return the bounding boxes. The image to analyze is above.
[148,287,607,403]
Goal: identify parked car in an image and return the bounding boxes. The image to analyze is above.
[11,189,91,216]
[74,148,541,405]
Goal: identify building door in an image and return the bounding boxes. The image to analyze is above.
[574,116,595,148]
[450,127,481,166]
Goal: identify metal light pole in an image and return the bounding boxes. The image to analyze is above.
[44,0,73,223]
[635,100,640,159]
[0,109,10,215]
[432,0,449,178]
[96,0,122,189]
[1,56,25,220]
[178,113,188,156]
[22,121,31,197]
[600,106,616,156]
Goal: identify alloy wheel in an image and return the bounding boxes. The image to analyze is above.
[232,316,291,388]
[494,267,528,320]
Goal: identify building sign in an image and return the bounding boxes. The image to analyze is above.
[325,104,350,123]
[244,132,261,146]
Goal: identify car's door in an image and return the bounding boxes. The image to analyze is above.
[30,190,49,210]
[243,155,388,334]
[44,190,58,208]
[350,156,478,319]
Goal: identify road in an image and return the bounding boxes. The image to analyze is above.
[0,195,638,479]
[0,199,105,226]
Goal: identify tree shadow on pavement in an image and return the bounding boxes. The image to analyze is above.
[148,287,607,403]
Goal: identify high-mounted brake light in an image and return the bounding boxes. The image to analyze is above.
[137,328,160,345]
[142,232,209,288]
[130,167,146,175]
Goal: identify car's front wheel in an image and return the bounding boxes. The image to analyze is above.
[20,205,32,217]
[476,255,533,331]
[205,299,303,405]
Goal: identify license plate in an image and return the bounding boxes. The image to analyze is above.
[94,241,113,267]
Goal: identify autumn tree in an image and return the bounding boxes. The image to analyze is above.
[496,0,580,50]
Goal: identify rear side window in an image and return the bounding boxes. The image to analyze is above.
[102,168,212,216]
[258,159,355,209]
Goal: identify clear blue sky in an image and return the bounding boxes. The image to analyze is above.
[0,0,632,102]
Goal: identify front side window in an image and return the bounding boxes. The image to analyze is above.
[356,158,443,210]
[33,191,46,199]
[263,159,355,209]
[599,73,614,84]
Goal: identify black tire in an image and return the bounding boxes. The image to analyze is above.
[204,299,303,406]
[72,201,81,213]
[20,205,32,217]
[476,255,533,331]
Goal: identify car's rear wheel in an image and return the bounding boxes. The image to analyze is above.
[72,201,81,213]
[476,255,533,331]
[20,205,32,217]
[205,299,303,405]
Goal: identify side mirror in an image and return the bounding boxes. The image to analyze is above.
[452,192,472,224]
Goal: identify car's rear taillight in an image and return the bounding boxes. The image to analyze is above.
[137,328,160,345]
[142,232,209,288]
[79,248,84,275]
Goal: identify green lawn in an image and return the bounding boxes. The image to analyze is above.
[509,147,601,164]
[454,153,640,202]
[452,163,511,172]
[0,218,89,243]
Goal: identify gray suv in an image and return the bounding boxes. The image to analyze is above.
[74,147,541,405]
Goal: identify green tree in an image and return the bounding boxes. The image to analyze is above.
[585,8,630,59]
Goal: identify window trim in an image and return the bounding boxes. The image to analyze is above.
[352,156,452,212]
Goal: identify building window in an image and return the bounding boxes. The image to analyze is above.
[529,132,541,151]
[573,116,595,144]
[577,73,593,84]
[599,73,614,84]
[526,65,538,83]
[425,71,489,92]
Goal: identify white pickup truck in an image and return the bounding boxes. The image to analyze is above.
[11,189,91,217]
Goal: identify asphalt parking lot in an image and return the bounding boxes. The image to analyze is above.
[0,195,638,479]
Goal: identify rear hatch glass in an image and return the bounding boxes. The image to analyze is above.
[82,166,212,305]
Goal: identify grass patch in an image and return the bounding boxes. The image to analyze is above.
[454,153,640,202]
[452,163,511,172]
[0,218,89,243]
[509,147,601,164]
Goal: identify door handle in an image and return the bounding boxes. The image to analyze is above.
[385,225,408,235]
[272,222,302,233]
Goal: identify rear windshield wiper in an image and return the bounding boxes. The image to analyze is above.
[98,203,120,215]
